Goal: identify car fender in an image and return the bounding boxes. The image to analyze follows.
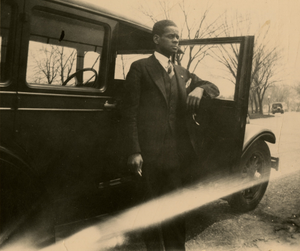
[0,145,54,246]
[0,144,32,172]
[243,124,279,170]
[0,144,45,187]
[243,124,276,152]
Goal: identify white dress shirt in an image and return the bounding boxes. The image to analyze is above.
[154,51,172,73]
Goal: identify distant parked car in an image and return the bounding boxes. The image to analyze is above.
[272,102,284,114]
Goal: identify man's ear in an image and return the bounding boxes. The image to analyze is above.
[153,34,160,45]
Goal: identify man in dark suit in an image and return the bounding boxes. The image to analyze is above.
[122,20,219,251]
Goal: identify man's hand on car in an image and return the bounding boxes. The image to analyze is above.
[187,87,204,111]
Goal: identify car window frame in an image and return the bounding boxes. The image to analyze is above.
[0,0,20,87]
[24,6,111,93]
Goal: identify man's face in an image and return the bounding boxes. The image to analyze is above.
[154,26,179,57]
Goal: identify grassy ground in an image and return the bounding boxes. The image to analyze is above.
[249,113,275,119]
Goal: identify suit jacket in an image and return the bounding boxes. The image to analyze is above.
[121,54,219,162]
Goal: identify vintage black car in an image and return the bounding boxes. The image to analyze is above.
[0,0,279,248]
[271,102,284,114]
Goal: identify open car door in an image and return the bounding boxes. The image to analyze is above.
[178,36,254,183]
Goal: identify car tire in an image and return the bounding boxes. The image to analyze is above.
[228,140,271,212]
[0,159,55,248]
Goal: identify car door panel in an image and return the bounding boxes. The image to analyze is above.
[179,37,254,182]
[12,0,123,224]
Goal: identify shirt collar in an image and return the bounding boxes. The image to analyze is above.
[154,51,171,70]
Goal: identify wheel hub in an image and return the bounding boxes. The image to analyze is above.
[241,153,264,199]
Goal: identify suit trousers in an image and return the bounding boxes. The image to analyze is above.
[141,129,186,251]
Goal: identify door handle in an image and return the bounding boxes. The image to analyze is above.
[104,101,117,109]
[192,113,200,126]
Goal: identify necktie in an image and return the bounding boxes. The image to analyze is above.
[167,61,174,78]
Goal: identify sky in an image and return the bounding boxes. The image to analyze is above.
[87,0,300,86]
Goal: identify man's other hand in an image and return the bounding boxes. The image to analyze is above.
[187,87,204,111]
[127,153,143,176]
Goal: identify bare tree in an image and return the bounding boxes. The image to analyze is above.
[251,49,281,113]
[31,45,60,84]
[291,81,300,111]
[210,13,282,114]
[30,44,77,85]
[270,85,290,103]
[267,84,290,110]
[294,81,300,97]
[138,0,223,72]
[120,55,127,79]
[56,46,76,83]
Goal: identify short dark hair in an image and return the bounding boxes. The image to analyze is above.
[152,20,177,36]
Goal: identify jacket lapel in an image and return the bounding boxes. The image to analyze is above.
[145,56,188,104]
[146,55,168,104]
[174,65,187,101]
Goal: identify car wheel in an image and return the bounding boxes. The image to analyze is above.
[228,140,271,212]
[0,159,55,248]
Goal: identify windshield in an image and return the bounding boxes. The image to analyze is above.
[272,103,282,108]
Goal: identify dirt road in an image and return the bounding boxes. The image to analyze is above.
[185,112,300,251]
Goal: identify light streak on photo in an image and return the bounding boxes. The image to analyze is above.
[2,166,300,251]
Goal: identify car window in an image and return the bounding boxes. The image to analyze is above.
[0,2,12,84]
[114,53,151,80]
[273,103,282,108]
[26,8,105,89]
[178,43,240,101]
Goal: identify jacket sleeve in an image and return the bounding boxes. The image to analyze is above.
[121,61,142,156]
[189,72,220,99]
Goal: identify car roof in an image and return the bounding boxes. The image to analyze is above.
[52,0,152,33]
